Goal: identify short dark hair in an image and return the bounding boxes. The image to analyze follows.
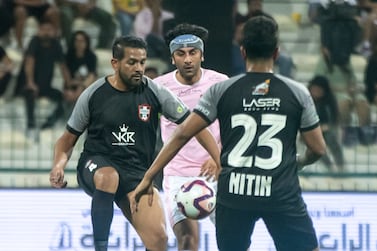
[112,36,147,60]
[309,75,331,93]
[241,15,279,60]
[164,23,209,47]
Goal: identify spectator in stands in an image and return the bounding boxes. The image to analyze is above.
[315,0,371,146]
[0,0,14,40]
[234,0,296,78]
[63,30,97,119]
[315,51,372,146]
[112,0,144,36]
[0,46,14,98]
[231,16,246,76]
[56,0,116,49]
[310,0,375,58]
[12,0,60,50]
[133,0,173,64]
[357,0,377,58]
[308,0,319,24]
[14,20,70,139]
[364,11,377,123]
[308,75,345,171]
[364,24,377,103]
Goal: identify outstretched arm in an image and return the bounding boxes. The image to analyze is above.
[130,113,218,212]
[49,130,79,188]
[148,113,215,182]
[194,127,221,180]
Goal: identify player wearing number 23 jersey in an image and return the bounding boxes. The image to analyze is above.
[195,72,318,213]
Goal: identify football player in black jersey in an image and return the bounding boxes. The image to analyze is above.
[131,16,326,251]
[49,35,220,251]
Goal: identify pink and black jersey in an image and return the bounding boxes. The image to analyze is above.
[155,68,228,177]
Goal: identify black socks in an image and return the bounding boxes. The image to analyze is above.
[91,189,115,251]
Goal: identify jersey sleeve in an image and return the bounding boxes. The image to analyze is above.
[148,78,190,124]
[194,77,236,124]
[277,75,320,131]
[66,80,100,134]
[299,87,320,131]
[193,88,218,124]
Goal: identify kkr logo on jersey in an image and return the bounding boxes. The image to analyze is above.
[112,124,135,146]
[138,104,151,122]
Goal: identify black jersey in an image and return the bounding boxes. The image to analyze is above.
[67,76,189,174]
[194,72,319,214]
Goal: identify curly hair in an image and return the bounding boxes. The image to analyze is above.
[164,23,209,47]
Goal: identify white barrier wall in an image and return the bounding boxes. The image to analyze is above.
[0,190,376,251]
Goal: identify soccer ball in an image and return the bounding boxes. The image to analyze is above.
[176,179,216,220]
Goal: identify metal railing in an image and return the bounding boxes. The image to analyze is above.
[0,97,376,191]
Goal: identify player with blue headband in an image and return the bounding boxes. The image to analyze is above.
[169,34,204,55]
[149,23,229,251]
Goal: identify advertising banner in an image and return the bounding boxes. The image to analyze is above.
[0,190,376,251]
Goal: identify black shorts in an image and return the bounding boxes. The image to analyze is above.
[77,152,144,203]
[216,203,318,251]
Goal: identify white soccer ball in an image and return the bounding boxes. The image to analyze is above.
[175,179,216,220]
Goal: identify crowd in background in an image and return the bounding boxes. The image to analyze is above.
[0,0,377,173]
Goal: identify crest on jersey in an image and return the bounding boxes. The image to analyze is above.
[252,79,270,95]
[138,104,151,121]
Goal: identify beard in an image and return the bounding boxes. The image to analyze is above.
[119,71,142,90]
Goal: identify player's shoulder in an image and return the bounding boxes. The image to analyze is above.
[74,77,108,109]
[274,74,309,94]
[202,68,229,82]
[82,77,108,96]
[204,73,245,99]
[143,75,174,95]
[153,70,176,84]
[88,75,108,87]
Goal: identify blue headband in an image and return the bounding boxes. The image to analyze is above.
[169,34,204,54]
